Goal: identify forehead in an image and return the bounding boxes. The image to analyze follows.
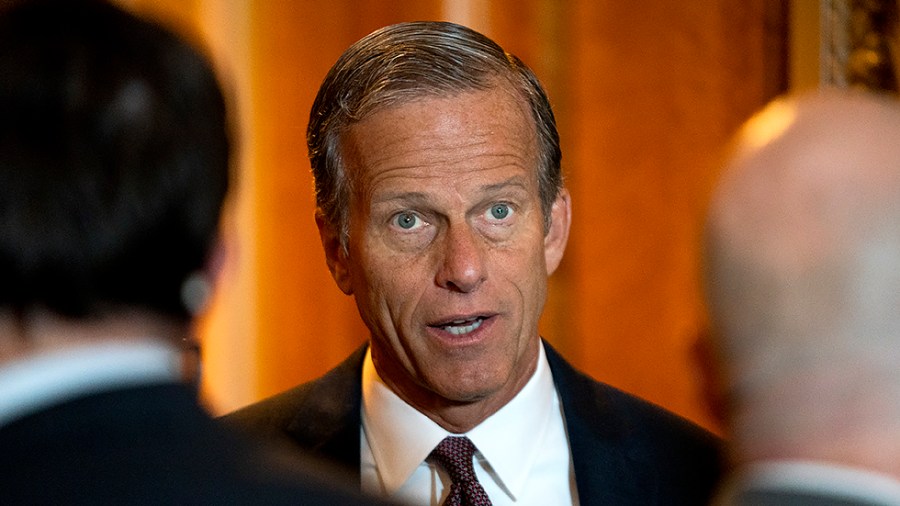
[339,86,539,193]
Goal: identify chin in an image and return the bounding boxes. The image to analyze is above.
[440,388,495,405]
[434,374,507,404]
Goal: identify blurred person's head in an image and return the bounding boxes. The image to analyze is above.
[0,0,230,353]
[704,90,900,477]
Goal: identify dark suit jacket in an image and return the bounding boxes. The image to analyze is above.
[225,341,723,505]
[0,381,385,505]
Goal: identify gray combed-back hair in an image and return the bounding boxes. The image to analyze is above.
[307,21,562,246]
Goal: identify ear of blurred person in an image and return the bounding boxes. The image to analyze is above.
[0,0,388,503]
[703,90,900,505]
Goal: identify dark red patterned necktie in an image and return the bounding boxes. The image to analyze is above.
[429,436,493,506]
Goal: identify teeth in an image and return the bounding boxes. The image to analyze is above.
[443,318,482,335]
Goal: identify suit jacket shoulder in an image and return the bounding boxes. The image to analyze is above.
[223,346,367,475]
[0,381,382,504]
[544,341,723,505]
[224,342,723,505]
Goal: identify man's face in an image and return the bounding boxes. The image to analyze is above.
[320,86,570,420]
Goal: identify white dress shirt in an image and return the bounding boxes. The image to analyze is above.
[714,460,900,505]
[361,342,579,505]
[0,340,182,426]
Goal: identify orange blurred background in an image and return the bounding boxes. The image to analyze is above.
[118,0,792,432]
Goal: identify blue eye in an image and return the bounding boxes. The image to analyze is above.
[489,203,511,220]
[393,212,421,230]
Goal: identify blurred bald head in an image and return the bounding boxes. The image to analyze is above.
[705,90,900,477]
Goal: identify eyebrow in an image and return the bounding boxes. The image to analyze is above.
[371,191,430,207]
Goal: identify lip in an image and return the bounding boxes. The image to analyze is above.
[426,313,498,345]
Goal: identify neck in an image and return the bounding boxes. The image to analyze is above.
[738,450,900,482]
[418,390,531,433]
[374,346,538,433]
[0,308,189,368]
[731,394,900,479]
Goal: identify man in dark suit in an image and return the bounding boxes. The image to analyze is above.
[0,1,385,503]
[704,91,900,505]
[226,21,721,505]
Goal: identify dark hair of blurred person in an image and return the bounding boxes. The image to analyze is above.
[0,0,228,324]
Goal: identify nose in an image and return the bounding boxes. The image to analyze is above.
[434,224,486,293]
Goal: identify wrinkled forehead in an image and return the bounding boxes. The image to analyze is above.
[347,70,531,128]
[339,85,540,184]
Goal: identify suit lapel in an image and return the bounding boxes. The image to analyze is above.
[294,341,658,500]
[285,345,367,479]
[544,340,655,505]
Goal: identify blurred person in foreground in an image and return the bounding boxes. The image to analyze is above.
[226,20,722,505]
[0,0,385,503]
[704,90,900,505]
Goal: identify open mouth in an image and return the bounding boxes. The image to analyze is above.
[432,316,486,336]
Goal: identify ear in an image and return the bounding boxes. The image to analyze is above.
[182,233,228,317]
[204,233,228,286]
[315,209,353,295]
[544,188,571,276]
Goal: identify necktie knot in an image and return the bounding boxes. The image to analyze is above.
[430,436,477,483]
[429,436,492,506]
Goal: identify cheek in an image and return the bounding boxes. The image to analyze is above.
[499,241,549,311]
[355,250,429,318]
[498,234,548,278]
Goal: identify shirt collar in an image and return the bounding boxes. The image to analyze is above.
[0,340,183,426]
[361,341,556,500]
